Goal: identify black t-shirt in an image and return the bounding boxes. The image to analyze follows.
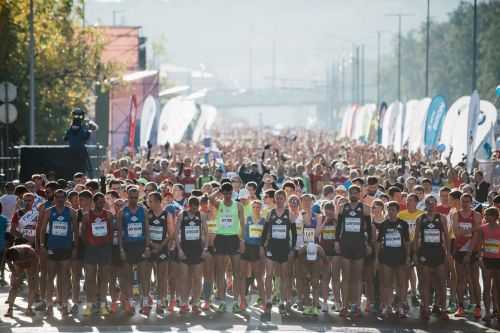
[475,181,490,203]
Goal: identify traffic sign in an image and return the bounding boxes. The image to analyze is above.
[0,82,17,102]
[0,104,18,124]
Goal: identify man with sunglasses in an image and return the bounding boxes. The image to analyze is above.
[209,182,245,313]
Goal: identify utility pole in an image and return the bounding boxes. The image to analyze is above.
[472,0,478,91]
[29,0,36,145]
[425,0,431,96]
[385,13,414,102]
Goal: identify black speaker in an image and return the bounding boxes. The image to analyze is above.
[18,145,95,182]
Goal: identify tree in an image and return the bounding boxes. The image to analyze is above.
[0,0,118,144]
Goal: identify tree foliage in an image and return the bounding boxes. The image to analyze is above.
[380,1,500,104]
[0,0,118,144]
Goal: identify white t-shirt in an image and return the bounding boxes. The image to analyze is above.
[0,194,17,224]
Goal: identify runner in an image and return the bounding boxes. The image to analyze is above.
[177,196,208,314]
[39,189,78,317]
[414,195,449,320]
[117,185,151,315]
[335,185,372,318]
[451,193,482,318]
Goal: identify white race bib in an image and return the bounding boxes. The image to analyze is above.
[220,216,233,229]
[52,220,68,237]
[91,218,108,237]
[303,227,315,243]
[423,229,440,243]
[385,231,402,248]
[127,222,143,238]
[150,225,164,241]
[345,217,361,232]
[306,243,318,261]
[185,225,200,241]
[459,222,472,236]
[271,224,287,240]
[22,228,36,238]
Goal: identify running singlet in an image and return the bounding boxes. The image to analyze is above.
[337,202,370,259]
[419,214,443,248]
[16,209,38,244]
[180,211,203,254]
[47,206,73,250]
[378,219,409,265]
[148,210,168,243]
[215,201,240,236]
[122,206,146,243]
[267,208,295,254]
[85,210,113,246]
[319,218,337,253]
[303,212,317,244]
[455,211,474,252]
[481,224,500,259]
[243,216,265,246]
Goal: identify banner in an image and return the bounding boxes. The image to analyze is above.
[466,90,480,171]
[424,95,447,150]
[377,102,387,144]
[128,95,138,153]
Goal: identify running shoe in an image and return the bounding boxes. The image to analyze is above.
[179,304,190,314]
[351,306,362,319]
[232,302,241,314]
[420,307,430,320]
[398,306,408,319]
[110,302,119,314]
[239,300,247,312]
[123,300,134,315]
[139,305,150,316]
[217,303,226,313]
[100,305,109,316]
[431,304,440,314]
[454,306,466,317]
[156,305,165,315]
[339,307,349,318]
[167,299,176,312]
[447,302,457,314]
[83,303,93,317]
[473,306,481,320]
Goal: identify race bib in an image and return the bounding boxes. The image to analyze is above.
[22,228,36,238]
[459,222,472,236]
[220,216,233,229]
[52,220,68,237]
[91,218,108,237]
[423,229,440,243]
[345,217,361,232]
[306,243,318,261]
[249,224,264,239]
[207,220,217,233]
[185,225,200,241]
[127,222,143,238]
[303,228,315,243]
[385,231,402,248]
[271,224,287,240]
[150,225,164,241]
[484,239,500,254]
[322,225,336,240]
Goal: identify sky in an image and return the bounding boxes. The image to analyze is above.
[85,0,466,90]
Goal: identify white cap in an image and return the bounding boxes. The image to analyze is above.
[306,242,318,261]
[336,185,347,192]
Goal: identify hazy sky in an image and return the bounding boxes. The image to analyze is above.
[86,0,465,90]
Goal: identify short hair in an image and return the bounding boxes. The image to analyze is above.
[461,193,473,201]
[439,186,451,194]
[349,185,361,193]
[493,195,500,204]
[126,185,139,193]
[220,182,233,193]
[46,181,59,191]
[386,201,400,211]
[68,191,78,200]
[275,189,286,199]
[14,185,28,197]
[322,185,335,196]
[352,177,364,186]
[323,201,335,211]
[86,180,99,191]
[449,190,462,200]
[283,181,296,191]
[414,185,425,192]
[107,190,120,199]
[367,176,378,186]
[79,190,92,199]
[264,189,275,199]
[246,182,258,191]
[54,189,67,198]
[421,178,432,185]
[145,182,158,191]
[188,196,200,207]
[4,182,15,193]
[73,172,84,179]
[484,207,499,218]
[388,186,402,197]
[92,192,105,202]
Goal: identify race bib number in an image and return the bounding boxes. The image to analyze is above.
[150,225,164,241]
[22,228,36,238]
[459,222,472,236]
[423,229,440,243]
[303,228,315,243]
[52,220,68,237]
[385,231,402,248]
[127,222,143,238]
[91,218,108,237]
[207,220,217,233]
[484,239,500,254]
[271,225,287,240]
[220,216,233,229]
[345,217,361,232]
[322,226,336,240]
[249,224,264,239]
[185,225,200,241]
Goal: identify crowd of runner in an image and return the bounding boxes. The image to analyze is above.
[0,128,499,323]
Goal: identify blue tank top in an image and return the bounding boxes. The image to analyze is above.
[243,215,265,246]
[47,206,73,250]
[122,206,146,243]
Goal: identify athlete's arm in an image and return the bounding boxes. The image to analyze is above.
[440,215,449,255]
[10,213,20,239]
[450,212,460,237]
[116,210,124,250]
[71,209,79,245]
[414,216,422,256]
[238,203,245,240]
[471,211,482,252]
[175,213,184,258]
[143,208,151,248]
[81,212,89,245]
[290,221,297,250]
[39,208,49,248]
[201,213,208,251]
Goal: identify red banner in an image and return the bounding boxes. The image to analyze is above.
[128,94,138,153]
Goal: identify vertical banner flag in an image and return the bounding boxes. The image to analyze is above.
[128,94,138,153]
[424,95,448,150]
[467,91,480,171]
[377,102,388,144]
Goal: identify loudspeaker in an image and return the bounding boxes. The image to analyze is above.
[18,145,91,182]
